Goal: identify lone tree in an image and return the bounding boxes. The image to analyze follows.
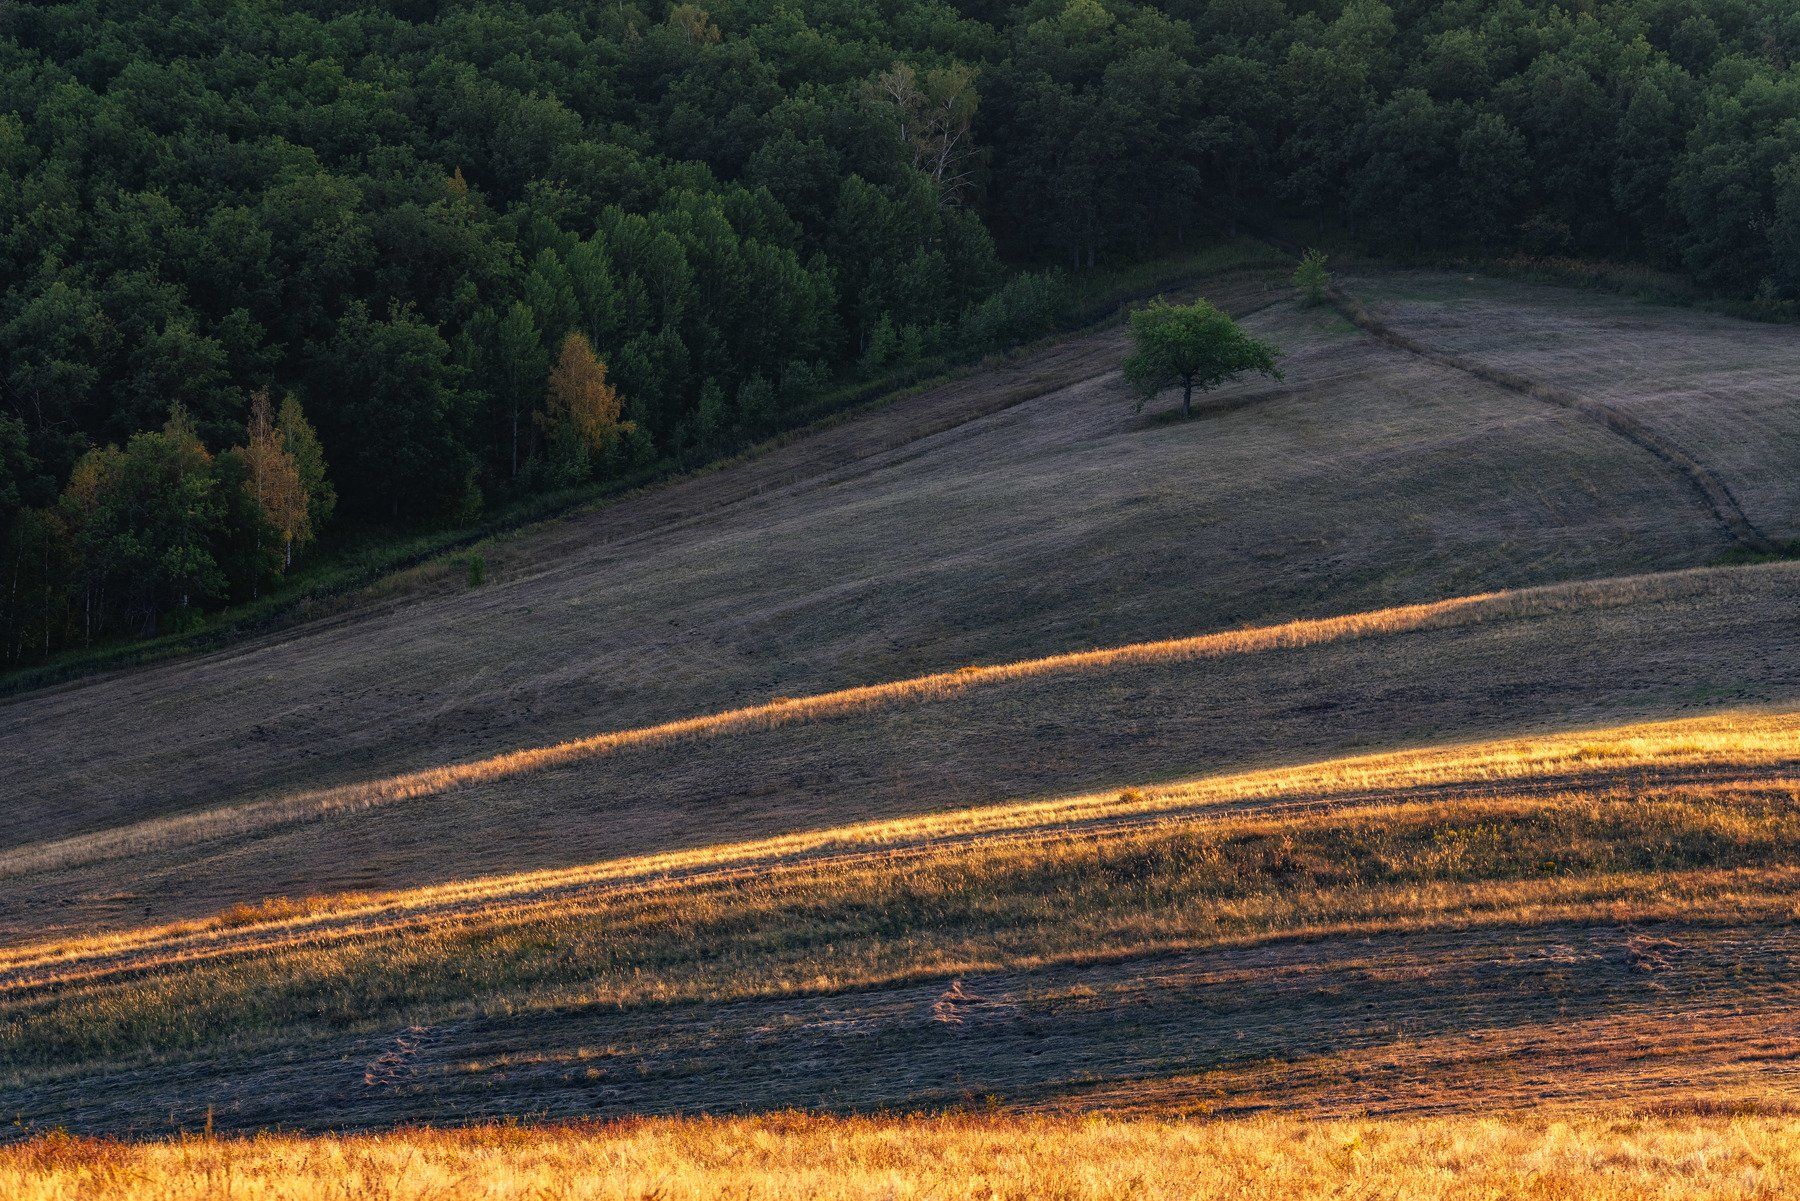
[1123,298,1282,419]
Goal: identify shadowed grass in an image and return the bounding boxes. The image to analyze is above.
[1,563,1762,887]
[16,269,1791,882]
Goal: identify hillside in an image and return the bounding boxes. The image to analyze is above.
[7,269,1795,875]
[7,0,1800,1187]
[5,559,1800,944]
[6,265,1800,1193]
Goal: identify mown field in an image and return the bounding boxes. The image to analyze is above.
[7,704,1800,1131]
[6,264,1800,1195]
[4,560,1798,944]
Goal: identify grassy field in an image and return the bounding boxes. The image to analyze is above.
[1342,271,1800,550]
[4,560,1796,940]
[6,706,1799,1132]
[10,1112,1800,1199]
[6,263,1800,1192]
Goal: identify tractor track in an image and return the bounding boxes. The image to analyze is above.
[1326,286,1779,554]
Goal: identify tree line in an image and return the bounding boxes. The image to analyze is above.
[3,0,1797,662]
[3,394,331,657]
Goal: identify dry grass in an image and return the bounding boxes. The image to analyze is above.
[8,1111,1800,1199]
[6,703,1794,987]
[1326,285,1772,551]
[0,587,1527,880]
[5,270,1800,1147]
[17,802,1798,1070]
[5,708,1798,1131]
[7,557,1796,942]
[1349,271,1800,544]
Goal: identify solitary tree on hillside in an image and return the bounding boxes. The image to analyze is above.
[1123,298,1282,419]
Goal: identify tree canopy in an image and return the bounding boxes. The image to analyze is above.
[1124,298,1282,417]
[539,333,630,485]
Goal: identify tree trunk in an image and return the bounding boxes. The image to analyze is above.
[1182,378,1194,418]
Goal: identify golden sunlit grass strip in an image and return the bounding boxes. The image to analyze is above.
[9,768,1800,1071]
[7,1110,1800,1200]
[0,564,1744,884]
[4,705,1795,991]
[3,704,1795,990]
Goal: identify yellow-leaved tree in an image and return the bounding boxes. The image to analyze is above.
[537,332,629,482]
[240,389,310,569]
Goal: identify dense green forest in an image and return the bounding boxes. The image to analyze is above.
[2,0,1797,662]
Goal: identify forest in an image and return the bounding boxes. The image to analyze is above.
[2,0,1797,661]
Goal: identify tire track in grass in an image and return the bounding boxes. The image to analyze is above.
[1235,224,1776,553]
[1325,286,1779,554]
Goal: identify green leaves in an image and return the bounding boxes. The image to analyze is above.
[1122,298,1282,416]
[1293,250,1331,306]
